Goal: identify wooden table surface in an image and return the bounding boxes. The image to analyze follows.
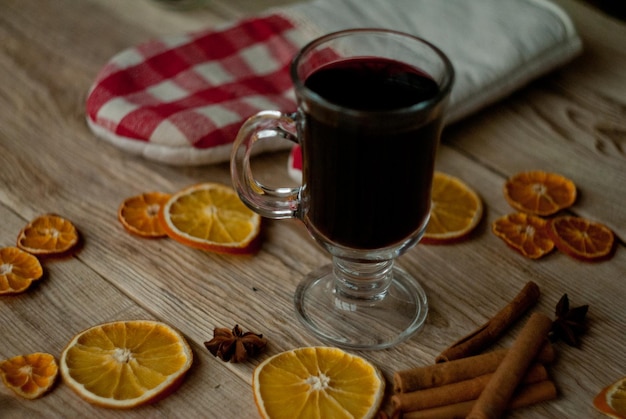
[1,0,625,417]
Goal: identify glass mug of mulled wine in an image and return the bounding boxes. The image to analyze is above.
[231,29,453,350]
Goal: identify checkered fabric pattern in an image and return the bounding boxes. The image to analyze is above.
[86,14,308,165]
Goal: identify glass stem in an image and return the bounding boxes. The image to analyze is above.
[332,257,394,301]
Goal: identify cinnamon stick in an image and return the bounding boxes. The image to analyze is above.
[436,281,540,363]
[394,341,554,393]
[402,380,557,419]
[467,312,553,419]
[392,363,547,412]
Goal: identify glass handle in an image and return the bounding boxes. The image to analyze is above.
[230,110,301,219]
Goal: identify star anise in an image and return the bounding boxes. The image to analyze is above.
[204,325,267,363]
[549,294,589,347]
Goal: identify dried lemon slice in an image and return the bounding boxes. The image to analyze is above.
[547,216,615,262]
[492,213,555,259]
[503,170,576,216]
[118,192,171,238]
[0,353,58,399]
[253,346,384,419]
[17,214,79,256]
[0,247,43,294]
[422,172,483,244]
[159,182,261,254]
[594,377,626,419]
[60,320,193,409]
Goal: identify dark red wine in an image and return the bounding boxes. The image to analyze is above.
[300,57,443,249]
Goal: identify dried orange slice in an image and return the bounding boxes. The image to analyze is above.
[118,192,171,238]
[16,214,79,256]
[422,172,483,244]
[0,247,44,294]
[547,216,615,262]
[594,377,626,419]
[492,213,555,259]
[159,182,261,254]
[253,346,385,419]
[0,352,58,399]
[60,320,193,409]
[503,171,576,216]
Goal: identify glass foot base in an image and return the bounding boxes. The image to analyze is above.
[294,264,428,350]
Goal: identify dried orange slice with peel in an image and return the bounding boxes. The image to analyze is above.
[253,346,385,419]
[423,171,483,244]
[118,192,171,238]
[60,320,193,409]
[159,182,261,254]
[504,170,576,216]
[0,352,58,399]
[0,246,44,294]
[547,216,615,262]
[492,213,555,259]
[17,214,79,256]
[594,377,626,419]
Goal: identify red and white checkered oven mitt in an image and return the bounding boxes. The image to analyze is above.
[86,14,314,165]
[86,0,581,168]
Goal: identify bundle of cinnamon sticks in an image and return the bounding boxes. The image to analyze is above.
[392,281,558,418]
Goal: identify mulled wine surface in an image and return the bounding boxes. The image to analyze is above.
[301,57,442,249]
